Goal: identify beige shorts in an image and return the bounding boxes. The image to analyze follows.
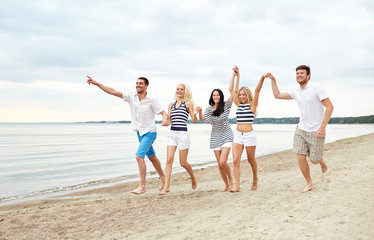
[293,126,325,162]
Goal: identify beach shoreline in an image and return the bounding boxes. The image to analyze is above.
[1,133,374,239]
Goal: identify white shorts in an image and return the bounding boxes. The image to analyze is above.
[167,130,190,150]
[233,130,257,147]
[213,142,233,151]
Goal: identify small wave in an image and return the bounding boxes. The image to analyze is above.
[1,160,220,205]
[0,174,140,204]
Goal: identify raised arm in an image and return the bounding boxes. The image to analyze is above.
[229,66,240,106]
[86,76,123,98]
[250,74,266,114]
[267,73,292,100]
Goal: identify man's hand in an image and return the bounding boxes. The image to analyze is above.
[315,127,325,139]
[87,76,98,86]
[264,72,275,81]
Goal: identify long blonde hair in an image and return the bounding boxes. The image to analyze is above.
[174,83,195,106]
[237,86,253,104]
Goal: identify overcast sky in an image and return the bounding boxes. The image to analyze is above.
[1,0,373,122]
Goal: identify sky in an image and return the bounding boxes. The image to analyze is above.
[0,0,373,122]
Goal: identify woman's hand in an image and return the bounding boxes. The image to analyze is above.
[232,65,239,76]
[195,106,202,114]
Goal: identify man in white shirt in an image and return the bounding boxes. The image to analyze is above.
[87,76,169,194]
[267,65,334,192]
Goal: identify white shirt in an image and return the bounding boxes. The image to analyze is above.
[123,92,164,136]
[289,82,328,132]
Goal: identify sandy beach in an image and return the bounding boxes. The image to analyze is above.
[1,133,373,240]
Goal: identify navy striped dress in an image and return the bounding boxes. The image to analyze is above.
[170,101,189,131]
[203,98,234,149]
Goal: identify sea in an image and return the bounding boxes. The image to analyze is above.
[1,123,373,205]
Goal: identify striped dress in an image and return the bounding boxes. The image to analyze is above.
[236,103,255,123]
[203,98,234,149]
[170,101,189,131]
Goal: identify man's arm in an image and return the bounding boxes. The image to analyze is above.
[267,73,292,100]
[87,76,123,99]
[315,98,334,139]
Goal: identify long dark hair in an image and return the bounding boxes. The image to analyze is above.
[209,89,225,117]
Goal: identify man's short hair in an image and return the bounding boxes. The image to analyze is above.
[138,77,149,86]
[296,65,311,76]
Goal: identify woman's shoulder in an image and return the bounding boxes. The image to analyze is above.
[184,100,193,106]
[183,101,194,111]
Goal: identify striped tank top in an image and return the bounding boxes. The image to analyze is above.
[236,103,255,123]
[170,101,189,131]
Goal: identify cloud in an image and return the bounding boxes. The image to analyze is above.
[0,0,373,122]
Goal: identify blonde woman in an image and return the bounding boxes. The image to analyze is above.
[230,66,265,192]
[160,83,199,195]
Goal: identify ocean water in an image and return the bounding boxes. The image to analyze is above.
[1,123,373,205]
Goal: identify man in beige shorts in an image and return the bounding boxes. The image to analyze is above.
[266,65,334,192]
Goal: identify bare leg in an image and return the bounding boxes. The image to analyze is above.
[219,147,234,191]
[321,158,328,173]
[245,146,258,190]
[160,146,177,195]
[214,150,229,191]
[311,157,328,173]
[231,143,244,192]
[148,154,165,191]
[179,148,197,189]
[132,155,147,194]
[298,154,313,192]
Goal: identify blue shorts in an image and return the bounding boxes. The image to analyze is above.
[136,132,157,159]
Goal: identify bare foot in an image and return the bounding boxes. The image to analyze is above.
[159,187,169,195]
[191,176,197,189]
[251,179,258,190]
[158,176,165,191]
[221,186,229,192]
[230,186,240,192]
[301,184,313,193]
[320,159,328,173]
[131,186,146,195]
[228,178,234,191]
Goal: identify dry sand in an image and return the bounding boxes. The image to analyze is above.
[1,133,374,240]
